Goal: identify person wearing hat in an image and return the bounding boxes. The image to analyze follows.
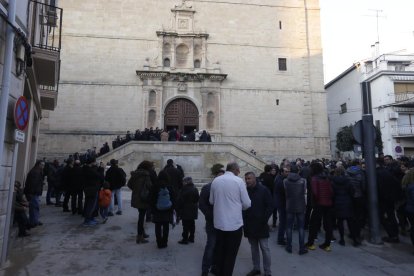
[177,176,200,244]
[105,159,126,215]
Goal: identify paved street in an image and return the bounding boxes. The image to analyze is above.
[1,190,413,276]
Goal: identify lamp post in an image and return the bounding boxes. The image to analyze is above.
[361,81,382,244]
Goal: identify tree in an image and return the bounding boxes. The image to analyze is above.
[336,125,355,152]
[336,123,383,153]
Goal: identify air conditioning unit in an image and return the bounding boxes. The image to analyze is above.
[388,112,399,120]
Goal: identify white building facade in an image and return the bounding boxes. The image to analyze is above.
[326,53,414,158]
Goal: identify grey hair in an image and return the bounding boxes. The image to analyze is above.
[226,162,240,172]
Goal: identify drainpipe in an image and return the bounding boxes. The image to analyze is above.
[0,0,17,265]
[0,0,17,181]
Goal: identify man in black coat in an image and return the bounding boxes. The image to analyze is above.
[199,169,224,276]
[24,160,45,227]
[377,158,400,243]
[71,160,84,215]
[105,159,126,215]
[82,157,103,226]
[243,172,273,276]
[163,159,183,193]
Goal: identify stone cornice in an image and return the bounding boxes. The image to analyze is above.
[156,31,209,39]
[136,71,227,82]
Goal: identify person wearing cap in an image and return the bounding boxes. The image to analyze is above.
[105,159,127,215]
[177,176,200,244]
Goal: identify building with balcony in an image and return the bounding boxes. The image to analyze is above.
[0,0,62,265]
[326,51,414,158]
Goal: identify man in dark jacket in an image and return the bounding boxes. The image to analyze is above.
[377,158,400,243]
[177,177,199,244]
[199,169,224,276]
[274,165,290,245]
[105,159,126,215]
[24,161,45,227]
[82,157,103,226]
[284,165,308,255]
[243,172,273,276]
[71,160,84,215]
[163,159,183,193]
[259,165,277,228]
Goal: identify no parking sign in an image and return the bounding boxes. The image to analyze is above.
[14,96,29,131]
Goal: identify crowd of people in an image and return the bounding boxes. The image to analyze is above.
[15,154,414,276]
[112,128,212,150]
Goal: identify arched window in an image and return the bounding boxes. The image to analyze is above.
[194,59,201,68]
[149,90,156,106]
[163,58,170,67]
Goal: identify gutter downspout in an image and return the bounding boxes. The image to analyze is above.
[0,0,17,266]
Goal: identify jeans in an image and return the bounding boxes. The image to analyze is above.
[182,219,195,241]
[109,189,122,213]
[137,208,146,235]
[286,212,305,250]
[28,195,40,226]
[337,218,357,241]
[308,206,334,246]
[155,222,169,246]
[214,227,243,276]
[63,191,71,210]
[202,222,217,274]
[84,194,98,222]
[352,197,366,239]
[99,206,109,219]
[277,208,286,242]
[248,237,271,275]
[272,207,278,226]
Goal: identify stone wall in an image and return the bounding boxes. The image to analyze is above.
[39,0,330,162]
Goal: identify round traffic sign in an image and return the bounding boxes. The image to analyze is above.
[14,96,29,131]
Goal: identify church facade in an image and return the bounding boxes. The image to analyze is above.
[38,0,330,162]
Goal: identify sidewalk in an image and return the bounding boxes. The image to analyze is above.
[1,191,413,276]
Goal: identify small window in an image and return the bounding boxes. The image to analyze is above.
[163,58,170,67]
[340,103,347,114]
[278,58,287,71]
[194,59,201,68]
[279,21,282,30]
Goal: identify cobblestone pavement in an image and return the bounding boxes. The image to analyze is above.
[1,190,414,276]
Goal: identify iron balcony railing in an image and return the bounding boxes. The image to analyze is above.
[30,0,63,52]
[395,92,414,103]
[392,125,414,136]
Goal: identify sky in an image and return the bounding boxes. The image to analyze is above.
[319,0,414,83]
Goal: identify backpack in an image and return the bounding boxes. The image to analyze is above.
[156,187,172,210]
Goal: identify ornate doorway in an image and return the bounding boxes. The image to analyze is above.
[164,98,199,134]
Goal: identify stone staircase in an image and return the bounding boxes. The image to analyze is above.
[97,141,267,181]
